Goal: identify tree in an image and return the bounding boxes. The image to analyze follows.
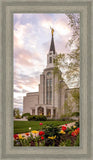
[13,108,21,119]
[54,13,80,88]
[71,89,79,110]
[53,14,80,117]
[64,89,79,117]
[66,13,80,87]
[22,112,31,119]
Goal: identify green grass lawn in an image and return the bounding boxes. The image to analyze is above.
[14,120,73,134]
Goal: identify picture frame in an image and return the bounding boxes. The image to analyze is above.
[0,0,92,159]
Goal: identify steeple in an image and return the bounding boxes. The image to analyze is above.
[50,27,55,54]
[46,28,57,68]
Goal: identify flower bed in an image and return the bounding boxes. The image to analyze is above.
[14,122,80,146]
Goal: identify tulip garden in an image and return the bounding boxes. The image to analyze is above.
[14,121,80,146]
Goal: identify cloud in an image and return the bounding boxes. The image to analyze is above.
[13,13,79,111]
[14,23,33,49]
[55,22,71,36]
[14,14,23,20]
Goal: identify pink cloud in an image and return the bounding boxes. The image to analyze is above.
[13,13,80,111]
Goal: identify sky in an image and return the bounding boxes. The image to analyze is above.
[13,13,79,113]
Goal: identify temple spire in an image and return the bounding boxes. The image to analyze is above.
[50,27,54,36]
[50,27,55,54]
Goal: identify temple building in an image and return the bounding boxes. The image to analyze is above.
[23,29,79,119]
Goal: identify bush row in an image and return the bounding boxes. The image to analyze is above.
[71,112,79,117]
[27,115,47,121]
[22,113,31,118]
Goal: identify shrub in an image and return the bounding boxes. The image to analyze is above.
[15,115,21,119]
[44,124,61,146]
[44,124,60,140]
[75,121,80,127]
[27,115,47,121]
[61,113,71,118]
[65,139,71,146]
[71,112,79,117]
[74,134,79,146]
[14,108,21,119]
[61,114,73,121]
[61,117,71,121]
[22,113,31,119]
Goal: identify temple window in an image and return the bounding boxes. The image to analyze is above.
[38,107,44,115]
[47,109,51,117]
[32,109,35,115]
[49,57,52,63]
[47,72,51,76]
[46,72,52,105]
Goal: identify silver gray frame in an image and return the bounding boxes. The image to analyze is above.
[0,0,92,159]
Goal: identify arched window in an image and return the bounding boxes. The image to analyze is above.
[47,72,51,76]
[47,109,51,117]
[32,109,35,115]
[38,107,44,115]
[46,72,52,105]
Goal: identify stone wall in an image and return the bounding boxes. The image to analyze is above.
[23,92,39,114]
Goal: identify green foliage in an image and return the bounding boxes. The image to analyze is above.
[13,108,21,119]
[74,134,79,146]
[64,99,73,116]
[71,112,79,117]
[53,14,80,88]
[68,130,73,135]
[65,139,71,146]
[44,124,60,138]
[66,14,80,87]
[22,113,31,118]
[63,89,79,116]
[71,89,80,109]
[43,124,61,146]
[15,115,21,119]
[59,141,66,146]
[65,127,71,132]
[61,117,72,121]
[61,113,72,119]
[75,121,80,128]
[27,115,47,121]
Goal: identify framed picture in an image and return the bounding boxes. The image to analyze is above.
[13,12,80,146]
[0,0,92,159]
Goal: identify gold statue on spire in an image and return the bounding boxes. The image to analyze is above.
[50,27,54,36]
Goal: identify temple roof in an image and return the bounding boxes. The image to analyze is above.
[49,33,55,54]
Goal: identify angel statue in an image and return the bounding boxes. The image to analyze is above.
[50,27,54,36]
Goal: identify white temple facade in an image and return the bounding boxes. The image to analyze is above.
[23,29,79,119]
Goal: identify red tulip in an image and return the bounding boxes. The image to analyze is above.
[40,123,43,125]
[71,127,80,137]
[14,134,19,139]
[74,129,78,135]
[71,132,76,137]
[77,128,80,131]
[62,126,67,131]
[39,131,45,136]
[41,136,44,140]
[65,124,67,126]
[25,132,29,136]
